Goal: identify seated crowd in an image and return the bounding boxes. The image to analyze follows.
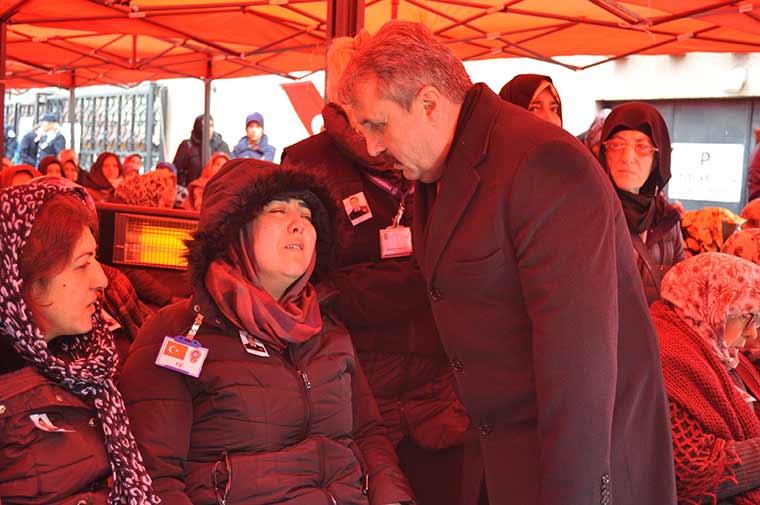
[3,24,760,505]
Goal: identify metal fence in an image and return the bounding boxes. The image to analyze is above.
[5,83,165,170]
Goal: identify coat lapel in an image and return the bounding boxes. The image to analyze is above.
[417,84,502,278]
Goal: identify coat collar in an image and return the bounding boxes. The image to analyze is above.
[414,84,501,278]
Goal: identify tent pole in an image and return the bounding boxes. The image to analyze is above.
[69,70,76,152]
[201,57,211,169]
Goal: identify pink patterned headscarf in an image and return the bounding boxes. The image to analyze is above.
[661,252,760,369]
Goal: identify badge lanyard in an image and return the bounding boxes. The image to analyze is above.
[364,173,415,228]
[364,174,415,258]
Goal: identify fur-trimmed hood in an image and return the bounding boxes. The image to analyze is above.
[186,158,336,324]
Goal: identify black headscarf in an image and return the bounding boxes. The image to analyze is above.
[190,114,208,144]
[498,74,563,122]
[84,152,122,191]
[190,114,227,153]
[599,102,677,235]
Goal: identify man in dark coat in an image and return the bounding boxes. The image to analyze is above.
[172,114,230,186]
[338,21,677,505]
[35,112,66,167]
[4,125,17,160]
[18,127,39,166]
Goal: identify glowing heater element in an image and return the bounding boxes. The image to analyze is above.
[112,213,196,270]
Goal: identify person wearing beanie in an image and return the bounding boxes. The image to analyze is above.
[0,182,160,504]
[232,111,276,161]
[120,159,414,505]
[598,102,685,303]
[172,114,230,186]
[35,112,66,167]
[498,74,563,127]
[650,252,760,505]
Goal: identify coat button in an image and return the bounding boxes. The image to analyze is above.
[77,500,89,505]
[55,394,64,402]
[89,418,97,427]
[451,359,464,372]
[429,287,442,301]
[0,404,5,415]
[479,423,492,437]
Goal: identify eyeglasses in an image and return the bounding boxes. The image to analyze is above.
[212,451,232,505]
[743,313,760,332]
[602,139,659,155]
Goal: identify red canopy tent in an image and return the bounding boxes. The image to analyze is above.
[0,0,758,157]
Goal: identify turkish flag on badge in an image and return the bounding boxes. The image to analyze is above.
[155,336,208,378]
[164,341,188,360]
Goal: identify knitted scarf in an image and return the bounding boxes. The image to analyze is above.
[653,303,760,505]
[0,183,160,504]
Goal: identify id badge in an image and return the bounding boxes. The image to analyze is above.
[379,226,413,258]
[155,335,208,378]
[239,330,270,358]
[30,413,75,433]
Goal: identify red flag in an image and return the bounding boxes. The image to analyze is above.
[281,82,325,136]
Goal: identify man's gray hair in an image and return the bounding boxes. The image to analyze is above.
[338,21,472,111]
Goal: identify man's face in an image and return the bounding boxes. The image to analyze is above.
[349,197,360,210]
[246,122,263,144]
[350,78,445,183]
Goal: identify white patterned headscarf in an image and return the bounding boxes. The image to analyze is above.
[661,252,760,370]
[0,183,160,504]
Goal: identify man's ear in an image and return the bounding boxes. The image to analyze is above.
[416,85,443,123]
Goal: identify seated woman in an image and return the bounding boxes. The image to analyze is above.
[0,164,41,188]
[599,102,684,303]
[201,151,230,180]
[83,152,123,201]
[33,174,155,359]
[38,155,63,177]
[0,182,158,504]
[120,159,413,505]
[498,74,562,127]
[651,252,760,505]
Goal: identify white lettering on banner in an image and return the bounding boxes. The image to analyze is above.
[667,143,745,203]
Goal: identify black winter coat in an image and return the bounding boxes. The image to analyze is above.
[121,295,413,505]
[635,210,685,304]
[18,131,37,166]
[282,104,468,451]
[172,133,230,186]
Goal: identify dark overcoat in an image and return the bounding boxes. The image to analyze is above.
[412,84,677,505]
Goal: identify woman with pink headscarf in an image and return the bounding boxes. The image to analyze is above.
[651,252,760,505]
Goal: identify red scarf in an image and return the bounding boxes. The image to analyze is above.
[205,222,322,352]
[653,303,760,505]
